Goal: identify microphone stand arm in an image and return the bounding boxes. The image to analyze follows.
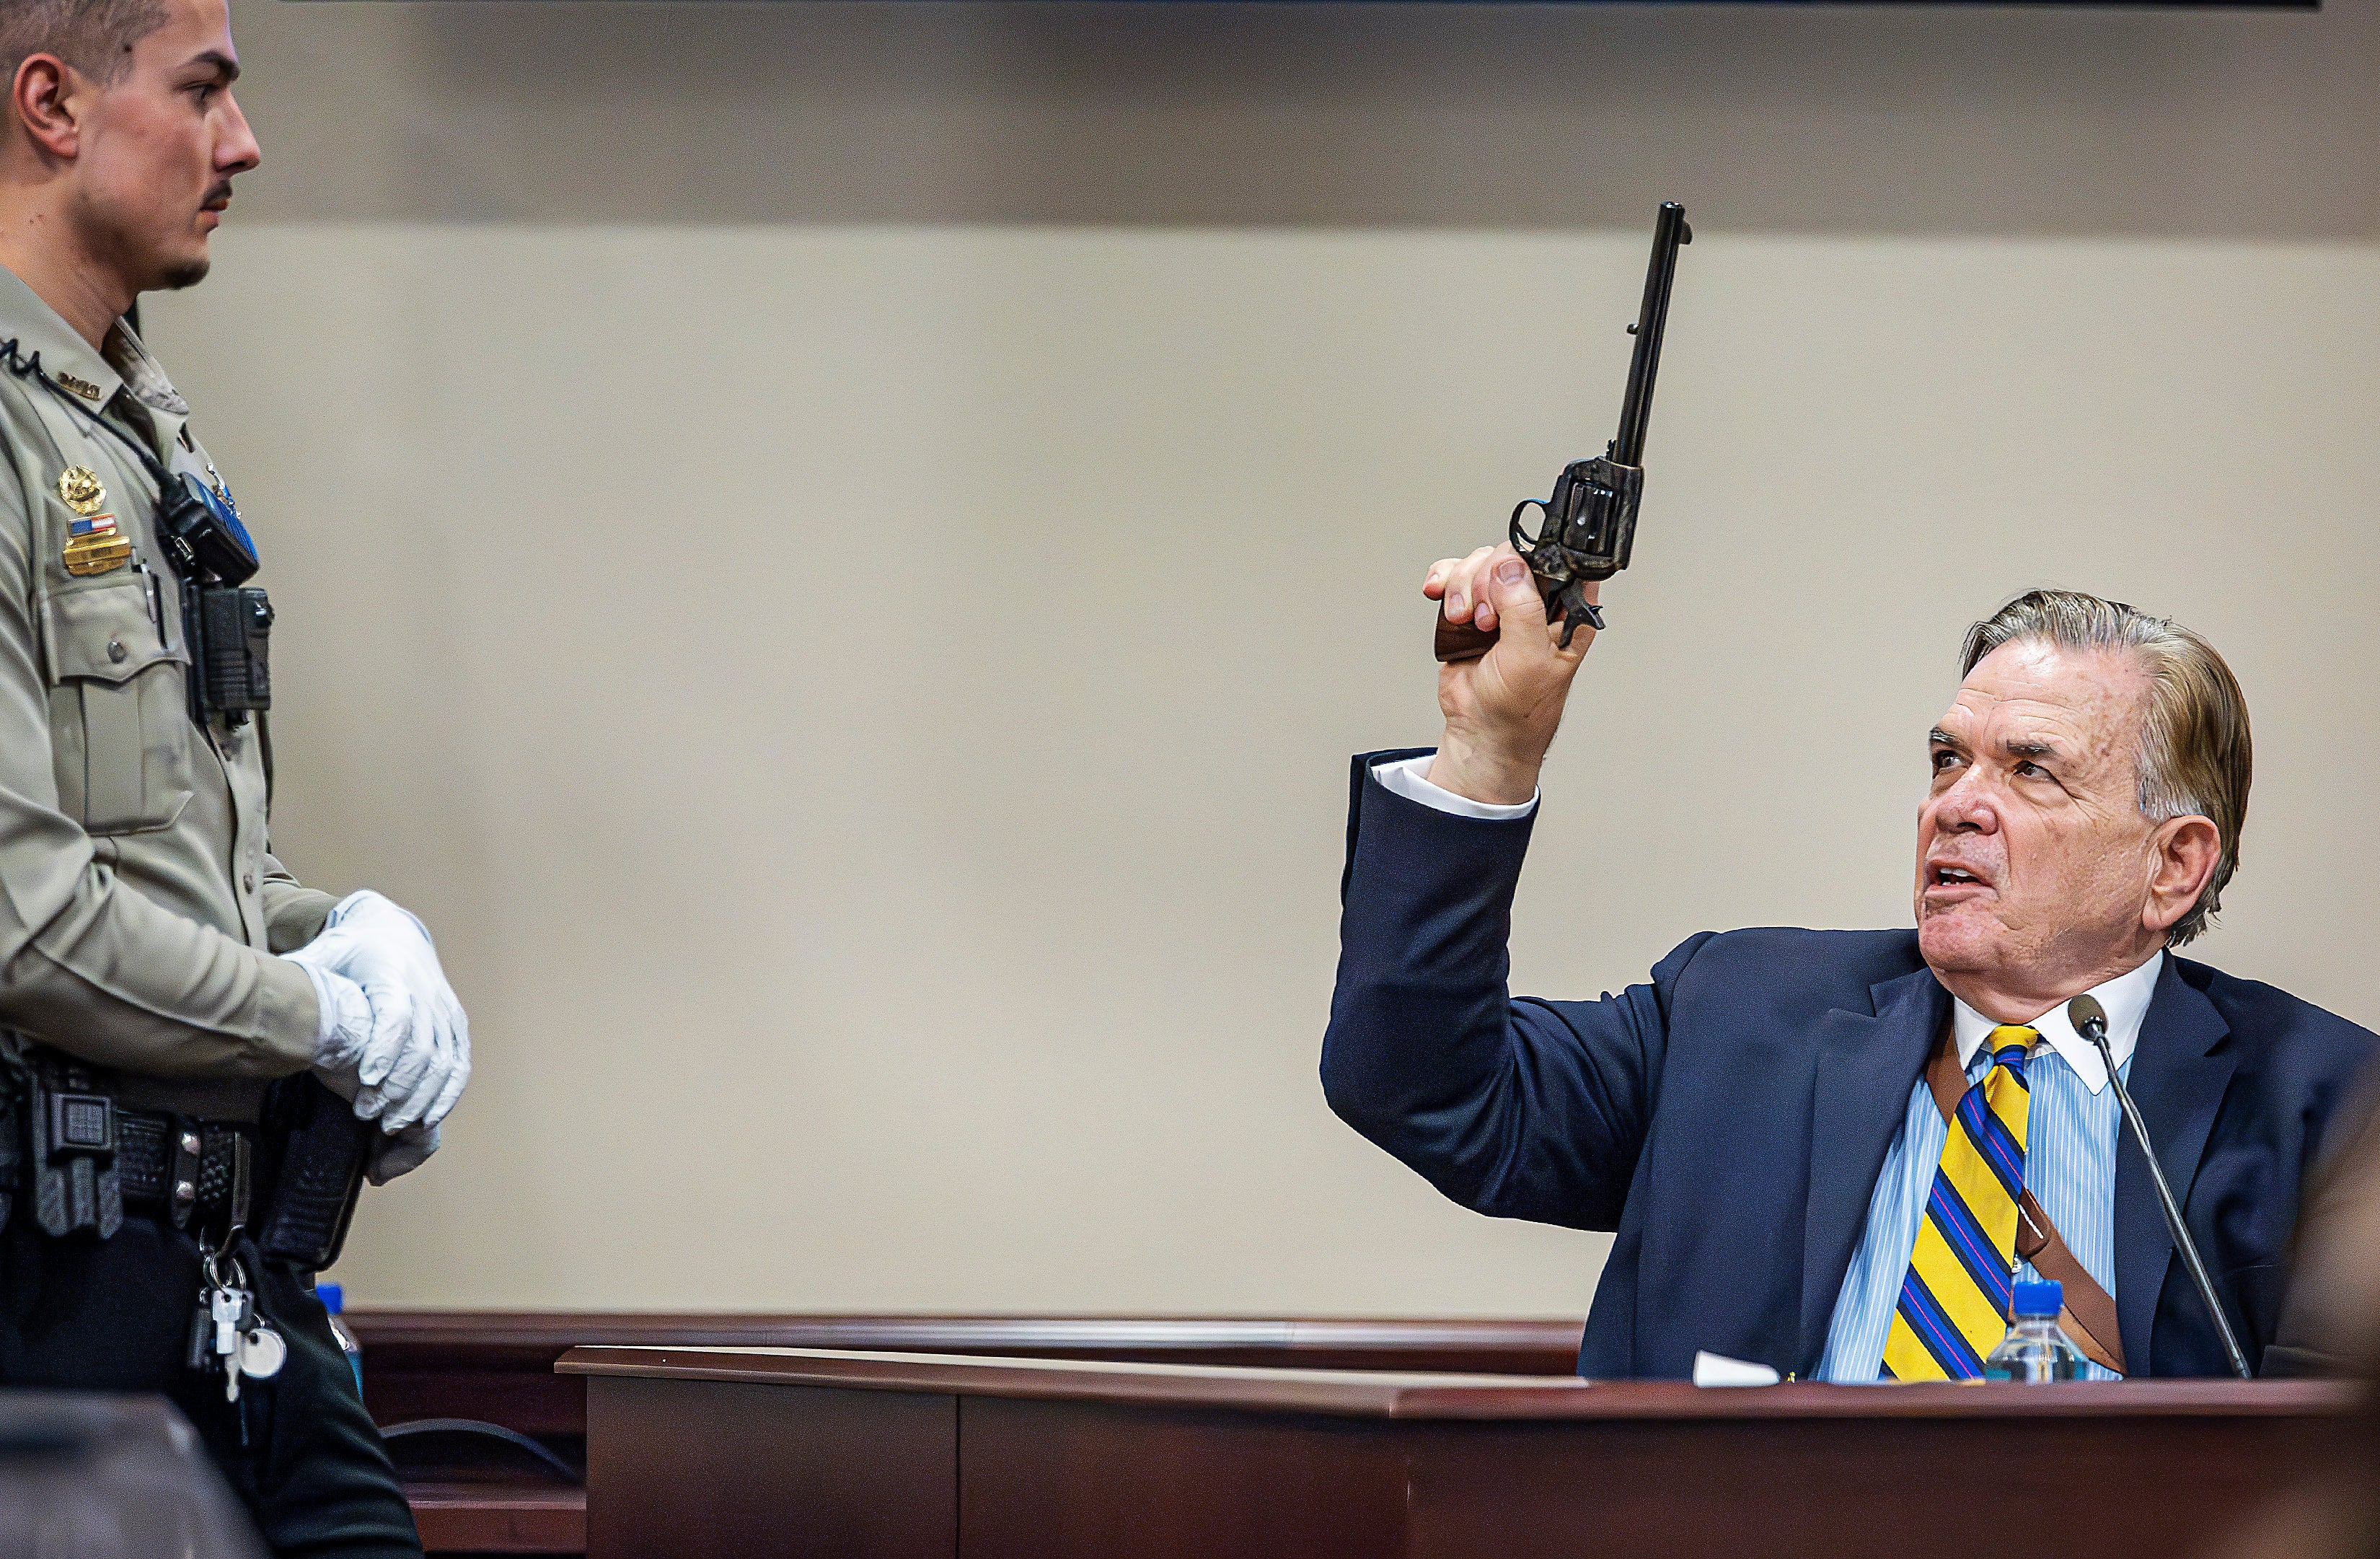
[2086,1027,2255,1380]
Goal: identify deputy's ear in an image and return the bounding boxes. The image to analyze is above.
[2143,814,2221,935]
[12,55,83,161]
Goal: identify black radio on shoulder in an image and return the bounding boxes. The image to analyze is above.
[157,473,270,726]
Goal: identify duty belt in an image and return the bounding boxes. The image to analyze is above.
[5,1049,364,1268]
[1,1053,256,1239]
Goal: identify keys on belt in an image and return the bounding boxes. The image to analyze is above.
[5,1052,288,1399]
[187,1244,286,1402]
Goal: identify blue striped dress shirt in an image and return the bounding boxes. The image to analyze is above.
[1815,954,2164,1382]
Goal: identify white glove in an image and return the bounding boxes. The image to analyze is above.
[286,957,375,1103]
[368,1121,440,1185]
[281,890,471,1134]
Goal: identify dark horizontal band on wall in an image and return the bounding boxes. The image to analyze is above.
[225,2,2380,237]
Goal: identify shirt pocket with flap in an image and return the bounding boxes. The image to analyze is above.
[42,579,194,835]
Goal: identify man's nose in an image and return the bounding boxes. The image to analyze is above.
[1929,772,1999,834]
[216,92,261,175]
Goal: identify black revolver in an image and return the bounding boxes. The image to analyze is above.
[1437,201,1691,662]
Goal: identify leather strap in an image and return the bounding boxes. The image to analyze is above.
[1926,1032,2128,1376]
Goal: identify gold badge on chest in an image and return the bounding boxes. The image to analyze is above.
[58,466,104,514]
[56,465,130,576]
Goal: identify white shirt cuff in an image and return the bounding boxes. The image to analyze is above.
[1371,754,1538,821]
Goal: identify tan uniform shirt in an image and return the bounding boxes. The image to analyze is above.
[0,265,327,1120]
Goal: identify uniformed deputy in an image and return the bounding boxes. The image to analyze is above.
[0,0,468,1553]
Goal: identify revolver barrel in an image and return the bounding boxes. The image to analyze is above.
[1612,201,1692,470]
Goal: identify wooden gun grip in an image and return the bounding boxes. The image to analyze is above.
[1434,608,1499,664]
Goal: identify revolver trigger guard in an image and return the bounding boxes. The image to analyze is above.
[1509,499,1548,555]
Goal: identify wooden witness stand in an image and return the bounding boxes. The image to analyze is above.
[347,1312,2356,1558]
[562,1345,2345,1559]
[352,1312,1590,1554]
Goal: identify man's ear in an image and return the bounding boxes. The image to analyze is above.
[2143,814,2222,935]
[12,55,84,161]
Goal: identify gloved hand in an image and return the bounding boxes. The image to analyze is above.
[286,957,376,1104]
[368,1121,440,1185]
[281,890,470,1136]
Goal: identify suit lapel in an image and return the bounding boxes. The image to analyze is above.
[2112,957,2235,1376]
[1798,967,1947,1372]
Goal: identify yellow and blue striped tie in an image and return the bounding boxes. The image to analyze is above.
[1881,1025,2034,1381]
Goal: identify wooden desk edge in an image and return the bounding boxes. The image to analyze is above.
[556,1345,2362,1421]
[403,1481,586,1554]
[352,1314,1590,1371]
[356,1312,1585,1356]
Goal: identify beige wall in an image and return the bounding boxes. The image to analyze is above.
[131,1,2380,1311]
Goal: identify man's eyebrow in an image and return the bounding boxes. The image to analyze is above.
[1928,727,1961,748]
[2003,737,2061,762]
[183,49,239,83]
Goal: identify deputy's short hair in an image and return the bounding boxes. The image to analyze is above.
[1,0,169,89]
[1961,589,2251,947]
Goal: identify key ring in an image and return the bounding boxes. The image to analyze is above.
[202,1241,245,1295]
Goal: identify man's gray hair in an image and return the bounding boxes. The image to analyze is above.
[1961,589,2252,947]
[1,0,170,89]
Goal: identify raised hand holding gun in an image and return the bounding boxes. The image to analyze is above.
[1420,545,1597,806]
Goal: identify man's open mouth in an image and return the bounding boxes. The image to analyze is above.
[1928,864,1988,889]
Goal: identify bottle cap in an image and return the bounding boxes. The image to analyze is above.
[2012,1279,2062,1318]
[317,1282,345,1315]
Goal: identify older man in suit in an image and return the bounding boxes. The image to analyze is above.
[1322,553,2375,1380]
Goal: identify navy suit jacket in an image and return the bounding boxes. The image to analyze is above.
[1321,752,2380,1380]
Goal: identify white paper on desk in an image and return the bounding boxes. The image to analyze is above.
[1692,1351,1782,1387]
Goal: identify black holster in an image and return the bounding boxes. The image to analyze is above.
[254,1073,372,1271]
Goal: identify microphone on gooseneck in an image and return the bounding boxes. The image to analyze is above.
[2068,995,2254,1380]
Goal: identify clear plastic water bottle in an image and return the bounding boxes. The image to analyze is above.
[317,1282,365,1397]
[1983,1279,2086,1382]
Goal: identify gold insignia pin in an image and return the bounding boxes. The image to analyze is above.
[54,372,102,401]
[56,466,105,516]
